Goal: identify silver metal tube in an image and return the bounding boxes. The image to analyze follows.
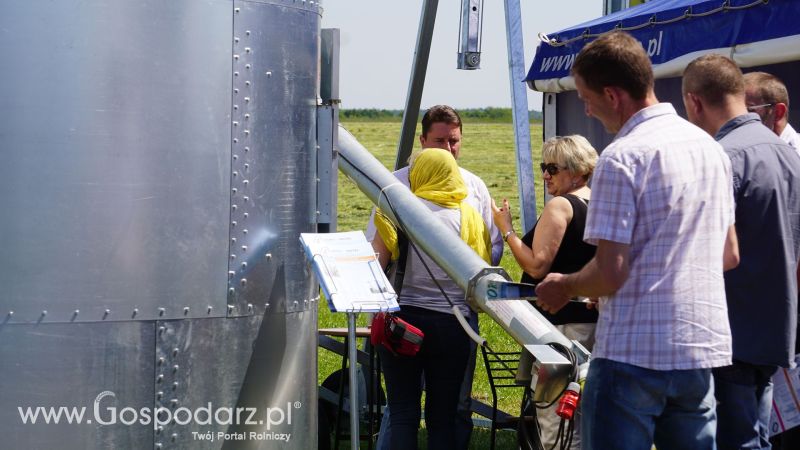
[347,313,359,450]
[339,125,487,290]
[338,125,587,403]
[395,0,439,170]
[503,0,538,233]
[339,125,575,350]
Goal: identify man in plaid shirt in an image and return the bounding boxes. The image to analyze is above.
[536,31,739,450]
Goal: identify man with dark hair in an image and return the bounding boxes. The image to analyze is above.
[683,54,800,450]
[366,104,502,450]
[536,31,738,450]
[743,71,800,153]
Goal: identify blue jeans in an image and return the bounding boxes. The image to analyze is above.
[713,361,777,450]
[377,306,472,450]
[581,358,717,450]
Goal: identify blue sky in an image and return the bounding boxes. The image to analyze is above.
[321,0,602,110]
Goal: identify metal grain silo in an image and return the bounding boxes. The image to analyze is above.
[0,0,323,448]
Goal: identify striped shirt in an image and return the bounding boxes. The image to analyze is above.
[585,103,734,370]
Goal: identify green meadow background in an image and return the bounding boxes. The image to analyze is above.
[318,117,548,449]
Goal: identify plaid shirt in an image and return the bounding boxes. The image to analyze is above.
[585,103,735,370]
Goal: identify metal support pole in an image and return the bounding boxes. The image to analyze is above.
[503,0,537,233]
[347,312,359,450]
[394,0,439,170]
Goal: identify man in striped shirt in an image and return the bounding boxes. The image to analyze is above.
[535,31,739,450]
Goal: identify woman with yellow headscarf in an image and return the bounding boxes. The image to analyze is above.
[372,147,491,450]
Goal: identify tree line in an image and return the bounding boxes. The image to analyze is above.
[340,107,543,122]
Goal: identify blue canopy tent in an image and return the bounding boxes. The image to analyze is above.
[526,0,800,149]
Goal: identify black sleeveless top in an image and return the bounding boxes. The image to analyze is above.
[521,194,598,325]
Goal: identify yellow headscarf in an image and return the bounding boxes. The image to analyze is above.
[375,148,491,263]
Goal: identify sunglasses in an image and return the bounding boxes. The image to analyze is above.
[540,162,566,176]
[747,103,774,113]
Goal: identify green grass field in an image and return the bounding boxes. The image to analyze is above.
[320,120,546,449]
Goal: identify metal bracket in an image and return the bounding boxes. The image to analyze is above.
[466,267,510,311]
[457,0,484,70]
[523,344,573,403]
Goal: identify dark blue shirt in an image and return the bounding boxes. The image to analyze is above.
[716,113,800,368]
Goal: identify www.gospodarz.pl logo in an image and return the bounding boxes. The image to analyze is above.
[17,390,301,431]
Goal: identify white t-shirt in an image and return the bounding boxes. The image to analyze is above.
[780,123,800,158]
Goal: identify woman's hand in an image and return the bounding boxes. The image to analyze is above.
[491,198,514,235]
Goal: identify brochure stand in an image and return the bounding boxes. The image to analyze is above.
[300,231,399,450]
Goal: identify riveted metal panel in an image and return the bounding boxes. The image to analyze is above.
[227,0,320,316]
[153,311,318,449]
[0,0,232,324]
[244,0,323,13]
[0,322,155,449]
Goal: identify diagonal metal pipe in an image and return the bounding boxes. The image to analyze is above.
[337,124,588,401]
[337,125,582,346]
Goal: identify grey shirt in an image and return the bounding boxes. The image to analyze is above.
[716,113,800,368]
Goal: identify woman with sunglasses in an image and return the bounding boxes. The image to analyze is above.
[492,135,598,449]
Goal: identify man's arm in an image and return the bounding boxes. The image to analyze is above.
[723,224,740,271]
[535,239,631,313]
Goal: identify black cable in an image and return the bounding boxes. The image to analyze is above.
[341,153,456,306]
[518,387,544,450]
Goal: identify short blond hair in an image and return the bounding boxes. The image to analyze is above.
[542,135,598,180]
[682,54,744,107]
